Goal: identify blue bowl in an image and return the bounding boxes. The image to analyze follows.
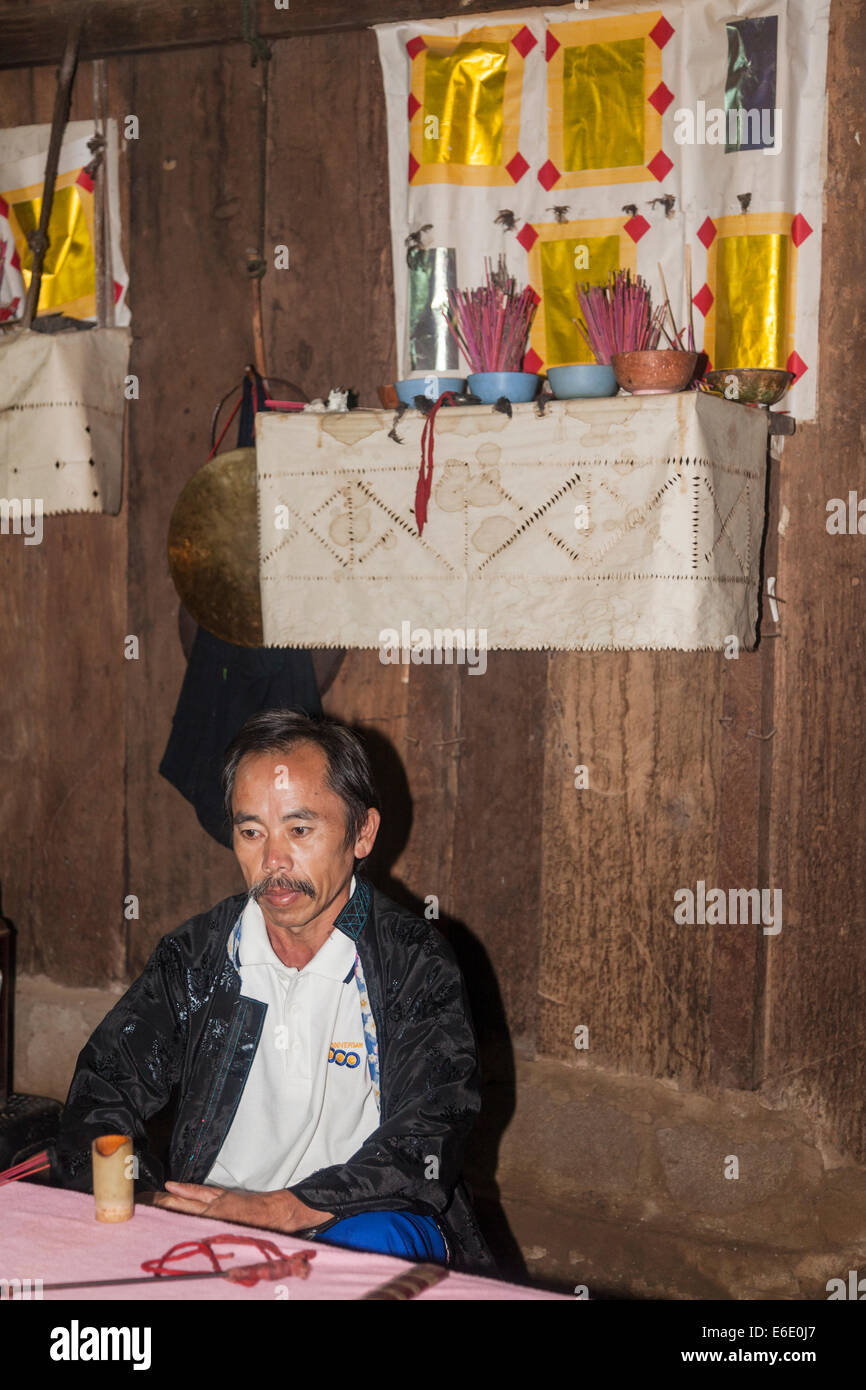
[394,375,466,406]
[467,371,541,404]
[547,364,618,399]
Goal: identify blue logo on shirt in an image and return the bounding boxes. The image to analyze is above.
[328,1047,361,1068]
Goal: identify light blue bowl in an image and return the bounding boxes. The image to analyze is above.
[394,375,466,406]
[467,371,541,404]
[547,364,618,399]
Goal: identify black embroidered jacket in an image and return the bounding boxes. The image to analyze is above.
[51,879,495,1274]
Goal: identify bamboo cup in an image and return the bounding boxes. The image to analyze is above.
[92,1134,134,1222]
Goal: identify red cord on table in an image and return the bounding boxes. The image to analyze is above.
[142,1233,316,1286]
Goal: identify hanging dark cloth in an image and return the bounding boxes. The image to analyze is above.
[160,369,322,847]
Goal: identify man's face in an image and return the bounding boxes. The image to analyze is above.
[231,741,379,936]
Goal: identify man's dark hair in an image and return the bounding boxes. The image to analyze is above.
[221,709,380,858]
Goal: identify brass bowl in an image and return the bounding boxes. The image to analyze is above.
[703,368,794,406]
[612,350,698,395]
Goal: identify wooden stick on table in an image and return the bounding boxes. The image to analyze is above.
[359,1262,449,1300]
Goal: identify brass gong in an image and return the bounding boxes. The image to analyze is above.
[167,447,263,647]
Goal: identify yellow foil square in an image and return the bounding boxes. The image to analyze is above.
[525,218,637,369]
[547,13,663,189]
[541,235,623,365]
[714,234,789,368]
[409,25,526,187]
[703,215,797,371]
[6,170,96,319]
[422,41,510,167]
[562,38,645,172]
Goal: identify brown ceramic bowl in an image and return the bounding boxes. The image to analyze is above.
[612,350,698,395]
[703,368,794,406]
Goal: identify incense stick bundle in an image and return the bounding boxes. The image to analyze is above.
[444,257,537,374]
[573,270,667,364]
[0,1149,50,1187]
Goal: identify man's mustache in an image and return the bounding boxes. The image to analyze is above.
[249,873,316,902]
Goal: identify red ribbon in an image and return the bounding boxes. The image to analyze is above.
[141,1233,315,1286]
[415,390,458,537]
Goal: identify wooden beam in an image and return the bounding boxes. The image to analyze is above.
[0,0,544,69]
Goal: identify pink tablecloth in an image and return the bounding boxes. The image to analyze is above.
[1,1185,565,1300]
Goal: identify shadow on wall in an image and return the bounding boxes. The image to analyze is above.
[359,724,528,1283]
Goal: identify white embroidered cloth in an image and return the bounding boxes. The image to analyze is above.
[0,326,129,516]
[256,391,768,652]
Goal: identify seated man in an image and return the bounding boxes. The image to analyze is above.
[51,709,493,1273]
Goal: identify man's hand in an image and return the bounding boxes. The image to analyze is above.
[145,1182,334,1233]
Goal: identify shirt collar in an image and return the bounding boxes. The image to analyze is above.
[229,873,370,968]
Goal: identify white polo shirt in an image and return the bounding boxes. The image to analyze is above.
[207,880,380,1191]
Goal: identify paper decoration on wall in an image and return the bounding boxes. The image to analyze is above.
[520,217,636,370]
[407,23,532,186]
[725,17,778,154]
[698,212,803,380]
[376,0,829,419]
[543,11,668,190]
[0,120,130,325]
[408,245,458,370]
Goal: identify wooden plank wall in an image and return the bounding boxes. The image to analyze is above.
[1,1,864,1162]
[0,63,131,985]
[760,0,866,1160]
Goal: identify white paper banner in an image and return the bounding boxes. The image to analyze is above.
[376,0,829,420]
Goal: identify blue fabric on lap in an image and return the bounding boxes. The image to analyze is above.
[312,1210,447,1263]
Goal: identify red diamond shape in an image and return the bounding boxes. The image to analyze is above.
[787,350,807,381]
[648,81,674,115]
[0,196,8,218]
[523,347,543,373]
[624,214,651,243]
[76,169,94,193]
[406,36,426,60]
[506,151,529,183]
[113,280,123,304]
[517,223,538,252]
[11,248,20,270]
[697,216,717,249]
[545,31,561,62]
[649,16,675,49]
[408,93,420,121]
[537,158,560,191]
[791,213,813,247]
[692,284,714,317]
[647,149,673,182]
[512,25,537,58]
[408,152,419,182]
